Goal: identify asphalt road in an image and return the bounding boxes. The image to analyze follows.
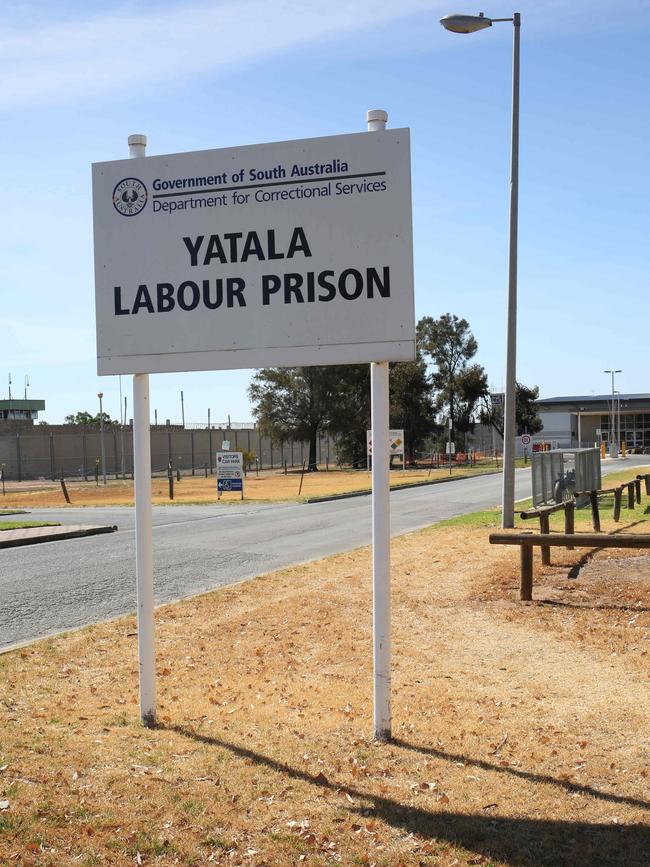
[1,459,646,650]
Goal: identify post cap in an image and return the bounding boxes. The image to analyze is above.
[366,109,388,125]
[128,134,147,146]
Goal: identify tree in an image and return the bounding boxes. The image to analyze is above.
[64,410,117,426]
[418,314,478,439]
[455,363,489,450]
[327,365,370,468]
[389,353,436,463]
[248,367,342,471]
[480,383,543,438]
[249,358,435,471]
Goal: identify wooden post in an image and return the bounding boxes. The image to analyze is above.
[204,463,208,478]
[520,544,533,601]
[627,482,635,510]
[191,430,195,476]
[642,474,650,496]
[539,512,551,565]
[634,478,641,504]
[589,490,601,531]
[168,474,174,500]
[613,486,622,522]
[564,501,575,550]
[298,460,306,496]
[59,474,71,504]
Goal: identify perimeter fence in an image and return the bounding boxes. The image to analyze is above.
[0,426,336,481]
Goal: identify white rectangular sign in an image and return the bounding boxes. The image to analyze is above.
[366,429,405,456]
[216,451,243,479]
[93,130,415,375]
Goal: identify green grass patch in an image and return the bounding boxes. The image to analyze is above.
[0,509,28,515]
[0,520,60,531]
[601,465,650,486]
[434,508,504,529]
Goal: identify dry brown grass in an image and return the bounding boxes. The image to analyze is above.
[1,515,649,866]
[0,465,499,509]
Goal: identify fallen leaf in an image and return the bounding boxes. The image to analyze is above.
[488,734,508,755]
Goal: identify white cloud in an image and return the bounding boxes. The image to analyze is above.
[2,0,647,109]
[0,0,434,109]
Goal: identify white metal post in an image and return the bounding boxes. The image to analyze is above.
[367,109,391,741]
[501,12,521,529]
[129,133,157,727]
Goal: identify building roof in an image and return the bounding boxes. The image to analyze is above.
[0,399,45,410]
[537,393,650,411]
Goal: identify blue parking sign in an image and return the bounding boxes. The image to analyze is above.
[218,478,243,492]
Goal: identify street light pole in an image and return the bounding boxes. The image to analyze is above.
[440,11,521,528]
[604,369,621,457]
[97,391,107,485]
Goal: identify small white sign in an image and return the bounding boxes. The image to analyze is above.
[521,434,531,446]
[221,440,231,451]
[445,442,456,455]
[216,451,242,478]
[93,130,415,375]
[366,429,405,456]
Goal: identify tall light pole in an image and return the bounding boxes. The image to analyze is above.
[440,11,521,528]
[604,369,621,457]
[97,391,107,485]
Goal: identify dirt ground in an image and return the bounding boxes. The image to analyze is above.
[1,516,648,865]
[0,464,500,509]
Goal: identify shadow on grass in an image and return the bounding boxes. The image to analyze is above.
[168,725,650,867]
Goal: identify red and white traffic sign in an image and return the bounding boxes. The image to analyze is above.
[521,434,531,446]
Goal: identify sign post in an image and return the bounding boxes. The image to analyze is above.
[129,134,157,727]
[521,432,531,464]
[93,118,414,738]
[216,451,244,500]
[367,109,391,741]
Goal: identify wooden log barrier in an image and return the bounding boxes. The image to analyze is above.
[539,513,551,565]
[589,490,601,532]
[613,486,622,522]
[564,500,575,549]
[627,482,636,510]
[520,543,534,601]
[489,532,650,601]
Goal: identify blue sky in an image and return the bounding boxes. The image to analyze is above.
[1,0,648,425]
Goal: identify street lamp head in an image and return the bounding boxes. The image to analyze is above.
[97,392,103,399]
[440,12,492,33]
